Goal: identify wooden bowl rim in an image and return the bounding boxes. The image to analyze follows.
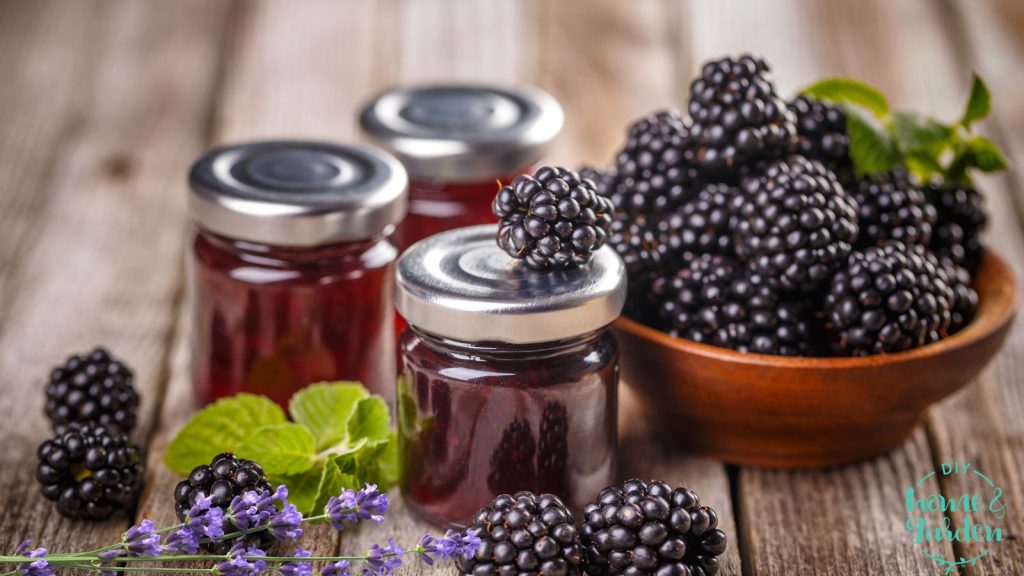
[614,250,1019,369]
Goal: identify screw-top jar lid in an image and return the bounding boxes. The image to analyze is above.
[396,225,626,344]
[189,140,408,247]
[359,85,564,182]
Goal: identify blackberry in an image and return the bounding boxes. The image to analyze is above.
[494,166,615,269]
[537,402,569,496]
[732,156,859,292]
[36,422,142,520]
[824,242,955,356]
[579,166,617,198]
[788,96,852,179]
[457,492,581,576]
[488,419,537,496]
[45,347,139,433]
[652,254,815,356]
[610,110,700,216]
[173,453,275,553]
[579,479,727,576]
[926,183,988,273]
[851,170,936,248]
[941,257,979,334]
[670,183,737,257]
[687,54,797,175]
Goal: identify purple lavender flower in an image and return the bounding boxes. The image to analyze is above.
[321,559,352,576]
[326,484,389,532]
[229,488,275,530]
[268,491,304,543]
[14,541,54,576]
[279,546,313,576]
[215,542,267,576]
[97,549,124,576]
[164,525,201,554]
[166,498,226,554]
[364,539,404,576]
[417,529,482,564]
[123,519,163,557]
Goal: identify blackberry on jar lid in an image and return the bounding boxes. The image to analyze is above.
[189,140,408,246]
[359,85,564,182]
[396,225,627,344]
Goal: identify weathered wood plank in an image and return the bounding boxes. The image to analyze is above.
[0,0,231,557]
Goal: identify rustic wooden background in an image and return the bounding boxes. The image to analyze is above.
[0,1,1021,574]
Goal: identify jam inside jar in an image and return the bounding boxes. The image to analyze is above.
[398,328,618,527]
[192,232,397,407]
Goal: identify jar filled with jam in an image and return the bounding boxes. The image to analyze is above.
[359,85,564,251]
[188,140,408,407]
[395,225,626,527]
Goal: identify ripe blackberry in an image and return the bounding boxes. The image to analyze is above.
[788,96,851,179]
[36,422,142,520]
[687,54,797,175]
[851,170,936,248]
[457,492,581,576]
[670,183,737,256]
[45,347,139,433]
[926,183,988,273]
[494,166,615,269]
[488,419,537,496]
[652,255,815,356]
[174,453,275,553]
[941,257,979,334]
[610,110,701,216]
[824,242,956,355]
[579,166,617,198]
[732,156,859,292]
[579,479,727,576]
[537,402,569,497]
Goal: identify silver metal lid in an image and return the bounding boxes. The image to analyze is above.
[359,85,564,182]
[189,140,408,246]
[396,225,626,344]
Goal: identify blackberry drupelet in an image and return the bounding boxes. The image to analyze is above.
[45,347,139,433]
[174,453,275,553]
[940,257,979,334]
[687,54,797,175]
[851,170,936,248]
[652,254,815,356]
[731,156,859,293]
[926,183,988,273]
[579,479,727,576]
[488,419,537,496]
[610,110,701,216]
[824,242,956,356]
[457,491,582,576]
[36,422,142,520]
[537,402,569,497]
[670,183,737,256]
[494,166,615,269]
[788,96,851,179]
[579,166,617,198]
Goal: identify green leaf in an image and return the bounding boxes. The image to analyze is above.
[274,465,325,515]
[354,433,399,490]
[891,111,951,153]
[289,382,367,452]
[966,135,1008,172]
[801,77,890,119]
[845,106,900,175]
[164,394,286,474]
[312,455,359,516]
[237,423,317,475]
[348,396,391,448]
[960,74,991,127]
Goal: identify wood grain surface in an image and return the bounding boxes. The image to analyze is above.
[0,1,1021,575]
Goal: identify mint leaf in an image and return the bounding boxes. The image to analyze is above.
[312,455,359,517]
[846,107,900,175]
[237,423,317,475]
[353,433,399,489]
[348,396,391,447]
[802,78,890,119]
[165,394,286,474]
[275,466,325,515]
[891,111,950,153]
[966,135,1007,172]
[961,74,991,128]
[289,382,367,451]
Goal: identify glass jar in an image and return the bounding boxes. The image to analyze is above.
[360,85,563,251]
[188,140,408,407]
[395,225,627,527]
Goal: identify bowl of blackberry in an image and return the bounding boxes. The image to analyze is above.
[588,54,1018,468]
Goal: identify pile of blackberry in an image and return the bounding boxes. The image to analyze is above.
[587,53,986,357]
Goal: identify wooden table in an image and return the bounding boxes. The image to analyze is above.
[0,1,1021,574]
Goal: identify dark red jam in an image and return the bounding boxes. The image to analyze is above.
[398,328,618,527]
[191,231,397,407]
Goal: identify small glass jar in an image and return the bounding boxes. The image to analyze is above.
[188,141,408,407]
[395,225,627,527]
[360,85,563,251]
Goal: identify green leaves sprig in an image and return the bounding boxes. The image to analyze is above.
[165,382,396,514]
[801,75,1007,184]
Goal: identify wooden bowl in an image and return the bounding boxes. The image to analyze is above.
[613,250,1019,468]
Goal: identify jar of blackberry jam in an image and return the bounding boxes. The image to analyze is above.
[188,141,407,407]
[395,225,626,527]
[359,85,563,251]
